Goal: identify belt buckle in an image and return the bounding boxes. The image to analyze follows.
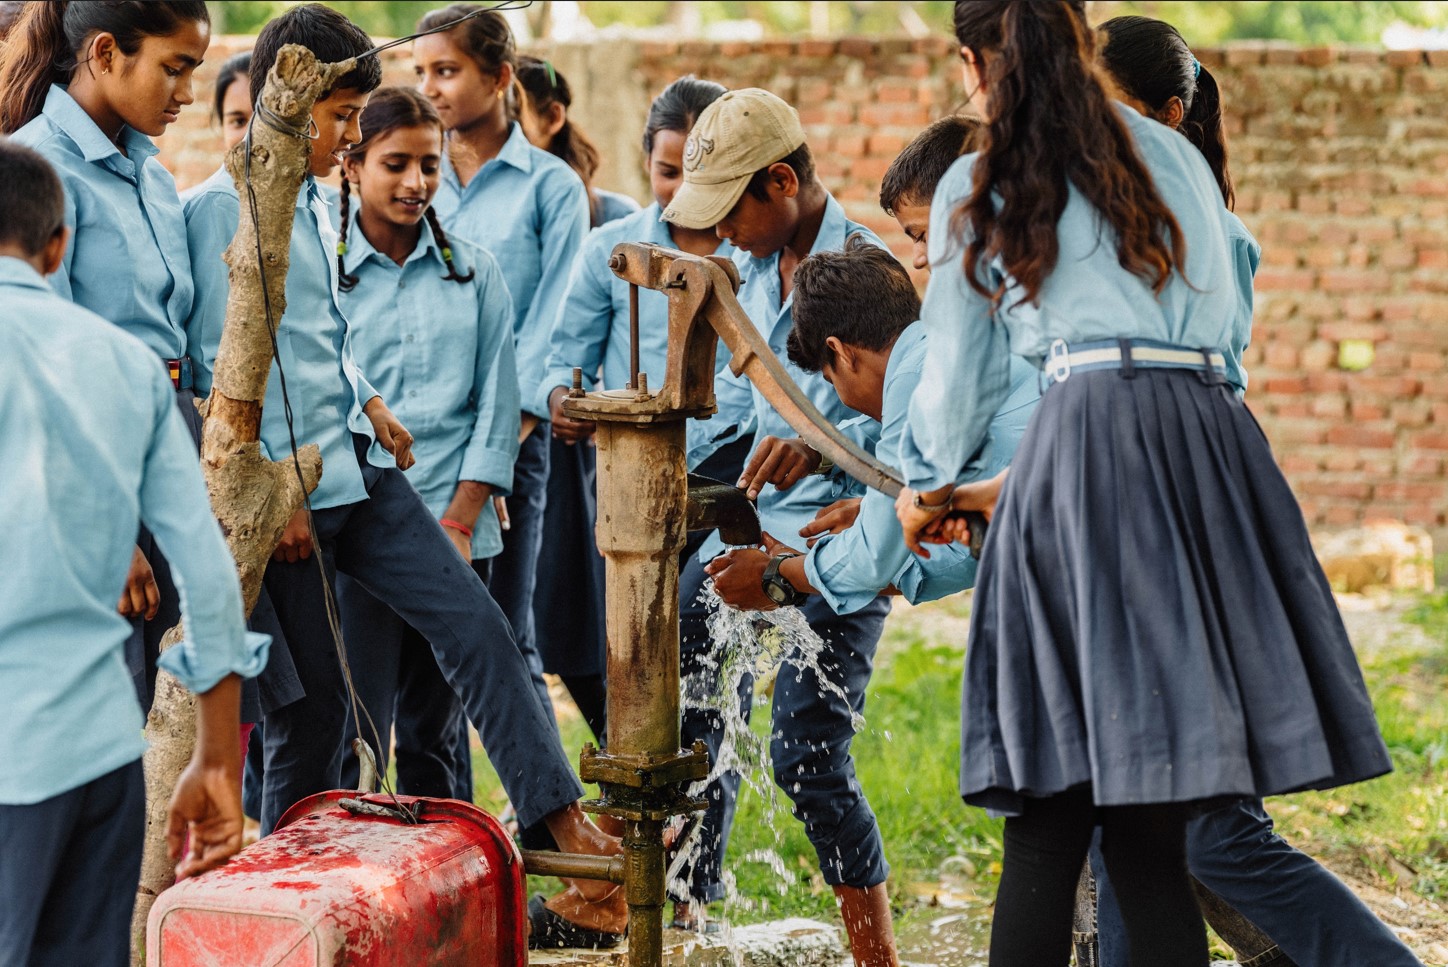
[1047,338,1072,384]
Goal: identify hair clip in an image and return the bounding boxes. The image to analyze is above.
[1192,56,1202,79]
[545,60,557,88]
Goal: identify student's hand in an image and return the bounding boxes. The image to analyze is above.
[761,532,804,558]
[548,386,597,444]
[168,757,244,879]
[921,470,1008,546]
[118,545,161,620]
[364,398,415,470]
[704,546,776,611]
[895,485,954,559]
[799,498,862,545]
[272,508,313,563]
[494,495,511,532]
[736,436,821,500]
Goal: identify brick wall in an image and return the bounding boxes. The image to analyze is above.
[159,37,1448,545]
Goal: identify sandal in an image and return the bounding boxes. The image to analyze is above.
[527,894,626,950]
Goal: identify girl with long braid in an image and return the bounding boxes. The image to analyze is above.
[895,3,1391,964]
[330,86,524,805]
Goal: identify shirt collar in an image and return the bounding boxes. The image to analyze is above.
[341,204,443,275]
[42,84,157,165]
[0,256,51,292]
[883,322,925,388]
[494,121,534,173]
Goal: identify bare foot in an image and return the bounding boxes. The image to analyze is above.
[543,804,622,902]
[546,884,628,934]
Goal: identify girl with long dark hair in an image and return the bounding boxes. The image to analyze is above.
[517,54,640,228]
[1087,18,1422,967]
[330,86,524,807]
[414,5,590,740]
[895,4,1390,964]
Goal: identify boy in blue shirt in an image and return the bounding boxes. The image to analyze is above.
[0,141,263,967]
[182,5,625,938]
[661,88,898,963]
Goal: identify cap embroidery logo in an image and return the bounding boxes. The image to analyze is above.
[683,135,715,172]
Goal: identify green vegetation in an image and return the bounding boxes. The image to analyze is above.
[474,588,1448,949]
[206,0,1448,45]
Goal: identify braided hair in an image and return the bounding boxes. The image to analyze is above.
[336,86,475,292]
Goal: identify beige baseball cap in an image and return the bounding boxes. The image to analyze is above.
[661,88,806,230]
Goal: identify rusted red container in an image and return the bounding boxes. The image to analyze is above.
[147,791,526,966]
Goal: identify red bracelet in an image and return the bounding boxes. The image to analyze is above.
[439,518,474,539]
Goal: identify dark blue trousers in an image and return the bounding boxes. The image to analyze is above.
[0,761,144,967]
[486,426,550,680]
[256,445,581,833]
[675,553,891,903]
[1092,798,1421,966]
[335,560,499,800]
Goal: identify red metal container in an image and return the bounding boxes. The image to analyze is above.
[147,791,527,966]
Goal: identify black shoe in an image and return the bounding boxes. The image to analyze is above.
[527,893,626,950]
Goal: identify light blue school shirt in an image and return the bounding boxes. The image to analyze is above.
[690,194,884,563]
[1223,209,1261,395]
[340,211,520,559]
[804,325,1039,614]
[535,202,741,411]
[433,122,589,420]
[900,104,1236,493]
[593,188,641,227]
[184,169,384,509]
[0,257,268,804]
[13,85,193,361]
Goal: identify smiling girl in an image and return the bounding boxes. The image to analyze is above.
[330,86,524,806]
[414,6,591,724]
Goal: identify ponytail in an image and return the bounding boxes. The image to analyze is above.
[1099,15,1234,210]
[0,1,69,133]
[516,56,603,225]
[951,0,1186,306]
[1181,64,1233,210]
[0,0,209,133]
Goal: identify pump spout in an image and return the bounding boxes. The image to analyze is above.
[685,474,761,546]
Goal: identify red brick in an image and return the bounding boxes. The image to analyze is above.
[795,39,837,58]
[1377,481,1448,502]
[1299,479,1374,500]
[1386,49,1426,68]
[1410,352,1445,371]
[1402,454,1444,476]
[1318,322,1389,342]
[1326,425,1396,448]
[838,37,875,60]
[1298,47,1338,67]
[1323,505,1362,526]
[1352,402,1389,421]
[1412,431,1448,450]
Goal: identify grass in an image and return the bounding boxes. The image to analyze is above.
[471,588,1448,943]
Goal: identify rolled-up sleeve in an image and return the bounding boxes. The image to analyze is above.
[140,369,269,693]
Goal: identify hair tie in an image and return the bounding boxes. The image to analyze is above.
[544,60,557,88]
[336,241,348,256]
[1192,56,1202,79]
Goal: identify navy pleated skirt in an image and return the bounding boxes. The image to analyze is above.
[533,436,607,676]
[961,367,1392,816]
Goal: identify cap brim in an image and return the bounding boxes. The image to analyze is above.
[660,174,751,230]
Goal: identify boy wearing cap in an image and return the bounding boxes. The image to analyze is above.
[663,87,898,966]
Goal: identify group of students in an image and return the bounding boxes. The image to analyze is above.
[0,2,1417,966]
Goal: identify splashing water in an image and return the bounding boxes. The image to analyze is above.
[668,578,865,915]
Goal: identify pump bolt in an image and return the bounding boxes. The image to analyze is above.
[635,372,650,399]
[608,254,626,272]
[570,367,585,398]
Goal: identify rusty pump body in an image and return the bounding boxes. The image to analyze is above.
[519,243,906,966]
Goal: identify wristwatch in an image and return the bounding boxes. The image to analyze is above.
[761,552,805,607]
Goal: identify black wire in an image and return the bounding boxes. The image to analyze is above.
[354,0,533,62]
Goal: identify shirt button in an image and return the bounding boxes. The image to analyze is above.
[410,390,418,397]
[398,280,407,289]
[405,334,415,343]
